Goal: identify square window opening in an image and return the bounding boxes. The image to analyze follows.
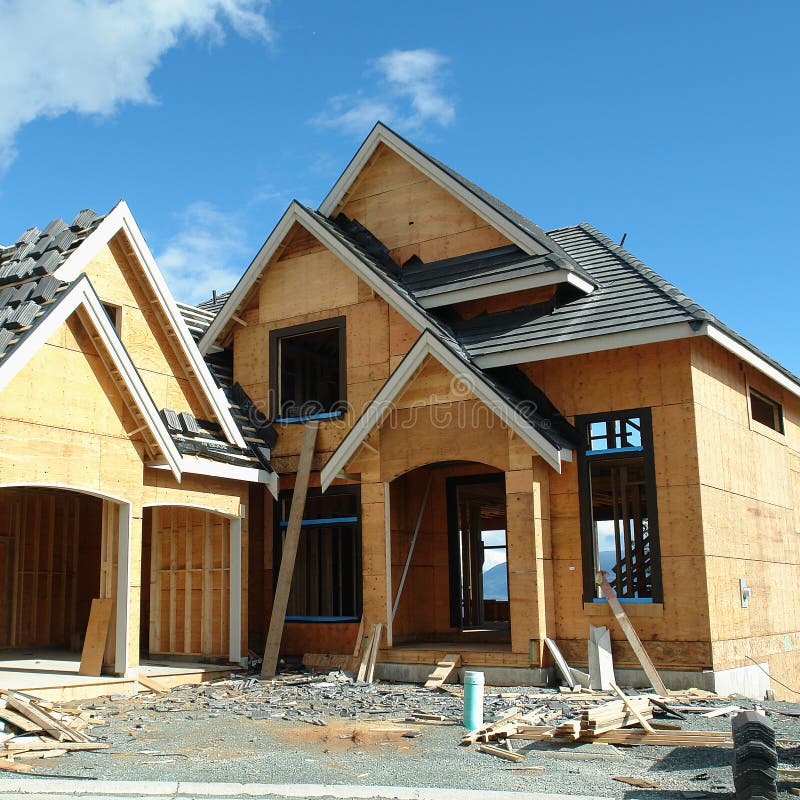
[749,389,783,434]
[270,318,346,420]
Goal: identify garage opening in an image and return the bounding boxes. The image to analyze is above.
[0,487,109,654]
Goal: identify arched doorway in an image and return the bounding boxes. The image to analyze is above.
[389,461,510,647]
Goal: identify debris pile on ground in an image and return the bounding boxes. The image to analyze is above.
[0,687,107,772]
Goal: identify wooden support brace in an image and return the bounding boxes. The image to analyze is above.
[261,421,319,677]
[608,681,655,733]
[78,599,114,677]
[598,574,668,696]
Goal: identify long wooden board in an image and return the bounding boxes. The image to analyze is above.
[598,576,668,696]
[261,421,319,677]
[78,598,113,677]
[588,624,613,691]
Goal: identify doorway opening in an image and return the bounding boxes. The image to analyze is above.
[446,474,509,635]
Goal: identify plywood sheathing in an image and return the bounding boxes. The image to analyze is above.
[337,143,515,265]
[690,337,800,698]
[523,339,712,670]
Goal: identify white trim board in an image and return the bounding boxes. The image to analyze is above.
[148,456,279,499]
[417,269,593,309]
[318,123,559,263]
[53,201,246,450]
[0,276,183,479]
[320,330,564,491]
[470,320,800,401]
[199,202,437,354]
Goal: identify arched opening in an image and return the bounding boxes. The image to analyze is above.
[0,485,128,676]
[141,505,240,664]
[389,461,510,648]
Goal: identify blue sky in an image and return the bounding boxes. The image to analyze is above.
[1,1,798,371]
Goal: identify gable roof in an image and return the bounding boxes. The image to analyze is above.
[318,123,596,290]
[0,204,278,491]
[0,274,183,478]
[320,330,568,489]
[50,201,247,450]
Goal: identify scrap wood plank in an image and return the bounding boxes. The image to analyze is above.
[352,616,365,659]
[613,776,660,788]
[0,757,32,773]
[0,709,43,734]
[609,681,655,733]
[303,653,358,672]
[701,705,743,718]
[261,421,319,678]
[460,707,523,745]
[598,575,668,696]
[136,674,168,694]
[0,691,86,743]
[357,623,381,683]
[585,729,733,747]
[478,744,524,763]
[424,653,462,689]
[4,740,108,752]
[365,623,383,683]
[545,637,577,689]
[78,598,114,677]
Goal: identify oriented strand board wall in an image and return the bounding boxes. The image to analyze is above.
[149,506,230,658]
[337,143,521,265]
[690,337,800,699]
[523,339,713,670]
[82,238,207,418]
[232,223,409,476]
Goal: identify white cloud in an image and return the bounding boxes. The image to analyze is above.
[0,0,272,170]
[156,201,251,304]
[312,48,454,135]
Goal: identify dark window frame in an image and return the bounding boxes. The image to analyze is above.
[445,472,507,629]
[268,316,347,421]
[272,483,362,622]
[576,408,663,604]
[749,387,784,434]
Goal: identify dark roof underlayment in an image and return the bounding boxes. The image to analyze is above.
[0,209,274,475]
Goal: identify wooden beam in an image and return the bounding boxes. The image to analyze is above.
[598,575,668,696]
[261,421,319,677]
[424,653,462,689]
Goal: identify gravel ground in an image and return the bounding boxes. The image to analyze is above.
[2,672,800,799]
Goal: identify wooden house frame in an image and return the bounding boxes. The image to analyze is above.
[196,123,800,700]
[4,123,799,702]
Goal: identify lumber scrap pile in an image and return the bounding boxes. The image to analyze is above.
[0,688,107,772]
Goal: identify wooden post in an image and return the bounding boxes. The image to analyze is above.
[598,574,668,696]
[261,421,319,677]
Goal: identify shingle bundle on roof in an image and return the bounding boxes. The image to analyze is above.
[0,209,103,288]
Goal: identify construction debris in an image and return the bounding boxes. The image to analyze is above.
[0,687,107,771]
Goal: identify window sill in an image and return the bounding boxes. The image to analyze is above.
[274,410,344,424]
[583,601,664,618]
[748,418,786,445]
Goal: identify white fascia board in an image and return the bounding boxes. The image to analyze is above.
[54,202,246,450]
[150,457,279,499]
[706,324,800,399]
[320,331,563,491]
[0,277,182,479]
[199,203,433,354]
[472,321,701,369]
[566,273,596,294]
[318,125,550,259]
[417,268,576,309]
